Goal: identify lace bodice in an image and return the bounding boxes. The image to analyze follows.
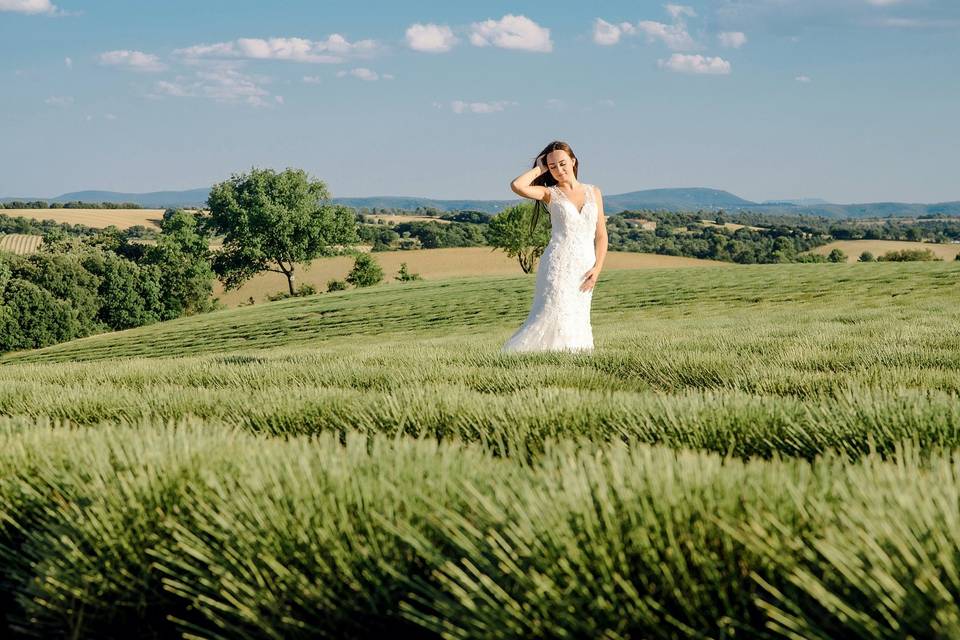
[545,183,598,246]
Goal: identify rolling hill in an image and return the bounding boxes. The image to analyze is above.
[4,187,960,218]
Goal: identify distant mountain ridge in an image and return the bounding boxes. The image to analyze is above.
[3,187,959,219]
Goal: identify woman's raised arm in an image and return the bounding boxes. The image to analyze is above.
[510,155,551,203]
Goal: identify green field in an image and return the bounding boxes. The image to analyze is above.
[2,261,960,638]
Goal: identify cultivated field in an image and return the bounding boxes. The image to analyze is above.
[808,239,960,261]
[212,246,730,306]
[2,261,960,638]
[3,207,167,230]
[0,233,43,254]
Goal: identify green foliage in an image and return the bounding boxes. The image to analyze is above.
[326,278,347,292]
[877,248,942,262]
[859,251,876,262]
[144,210,217,320]
[346,253,384,287]
[207,167,359,295]
[0,278,79,352]
[80,250,162,330]
[487,202,550,273]
[396,262,421,282]
[827,248,847,262]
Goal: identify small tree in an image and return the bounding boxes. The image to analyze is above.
[396,262,421,282]
[487,202,550,273]
[327,279,347,292]
[207,167,359,296]
[346,253,383,287]
[827,248,847,263]
[859,251,875,262]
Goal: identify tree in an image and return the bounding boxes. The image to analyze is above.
[346,253,384,287]
[827,248,847,263]
[145,210,217,320]
[396,262,421,281]
[486,202,550,273]
[859,251,875,262]
[206,168,359,295]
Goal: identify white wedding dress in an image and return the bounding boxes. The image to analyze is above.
[502,182,597,353]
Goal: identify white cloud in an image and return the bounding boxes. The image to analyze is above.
[151,67,277,107]
[104,113,117,120]
[592,18,637,45]
[302,75,322,84]
[64,56,72,69]
[44,95,73,106]
[274,95,284,104]
[795,74,812,82]
[0,0,58,14]
[469,14,552,52]
[406,23,458,52]
[336,67,381,81]
[636,20,697,50]
[658,53,731,74]
[665,4,697,19]
[174,34,379,64]
[98,50,167,72]
[445,100,517,114]
[718,31,747,47]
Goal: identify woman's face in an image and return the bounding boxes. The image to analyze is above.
[546,150,576,180]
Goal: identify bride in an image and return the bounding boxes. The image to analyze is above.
[501,140,608,353]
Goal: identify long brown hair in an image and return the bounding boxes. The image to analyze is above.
[529,140,579,234]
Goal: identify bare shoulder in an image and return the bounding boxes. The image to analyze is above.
[592,184,602,198]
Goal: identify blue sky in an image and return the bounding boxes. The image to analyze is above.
[2,0,958,203]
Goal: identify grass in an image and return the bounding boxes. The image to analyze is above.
[2,259,960,637]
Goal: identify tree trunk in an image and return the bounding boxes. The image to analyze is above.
[286,270,296,295]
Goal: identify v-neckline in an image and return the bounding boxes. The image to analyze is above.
[555,184,588,215]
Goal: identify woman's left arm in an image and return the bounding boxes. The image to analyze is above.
[580,185,608,292]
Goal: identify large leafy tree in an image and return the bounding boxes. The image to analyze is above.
[486,201,551,273]
[206,168,358,295]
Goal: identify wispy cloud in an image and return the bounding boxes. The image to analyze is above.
[469,15,552,52]
[665,4,697,20]
[150,66,278,107]
[406,23,458,52]
[658,53,731,74]
[434,100,518,114]
[336,67,392,81]
[302,75,322,84]
[98,50,167,72]
[795,74,812,82]
[44,95,73,106]
[0,0,59,15]
[64,56,72,69]
[718,31,747,48]
[174,34,380,64]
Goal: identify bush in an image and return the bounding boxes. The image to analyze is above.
[396,262,422,282]
[327,279,347,292]
[877,248,941,262]
[296,282,317,296]
[827,248,847,263]
[0,278,80,352]
[346,254,384,288]
[859,251,875,262]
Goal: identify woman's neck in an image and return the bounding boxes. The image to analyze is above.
[556,178,579,190]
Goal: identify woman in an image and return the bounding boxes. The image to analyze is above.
[502,140,608,353]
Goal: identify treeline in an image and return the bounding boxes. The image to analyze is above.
[607,216,829,264]
[0,200,143,209]
[358,219,489,251]
[0,211,216,354]
[0,211,158,241]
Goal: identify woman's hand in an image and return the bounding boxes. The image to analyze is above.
[535,153,547,173]
[580,266,600,292]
